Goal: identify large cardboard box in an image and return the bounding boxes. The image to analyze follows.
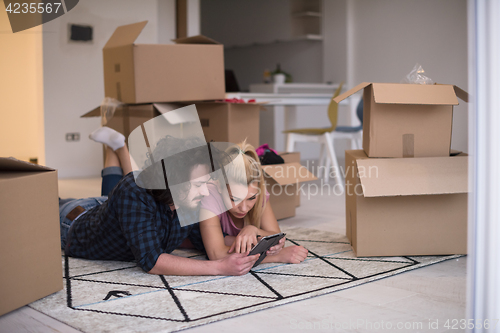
[103,21,225,103]
[0,158,62,316]
[334,83,468,158]
[263,162,316,220]
[82,102,261,149]
[345,150,468,257]
[279,152,301,207]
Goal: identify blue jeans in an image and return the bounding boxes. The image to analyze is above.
[59,166,123,249]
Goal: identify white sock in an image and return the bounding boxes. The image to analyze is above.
[89,127,125,151]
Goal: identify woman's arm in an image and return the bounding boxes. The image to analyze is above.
[199,209,232,260]
[257,200,281,235]
[229,201,283,253]
[198,206,307,266]
[260,245,308,264]
[224,235,236,247]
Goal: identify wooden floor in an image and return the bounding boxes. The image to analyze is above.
[0,177,468,333]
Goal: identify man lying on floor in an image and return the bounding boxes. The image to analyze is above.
[59,127,260,276]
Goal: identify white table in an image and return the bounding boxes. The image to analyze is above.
[249,82,342,95]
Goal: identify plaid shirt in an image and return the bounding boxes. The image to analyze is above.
[66,173,205,272]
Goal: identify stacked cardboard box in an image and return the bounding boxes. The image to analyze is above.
[82,21,261,148]
[334,82,469,257]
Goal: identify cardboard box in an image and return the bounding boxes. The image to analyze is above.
[0,158,62,316]
[103,21,225,103]
[195,102,261,148]
[345,150,468,257]
[279,152,301,207]
[263,162,317,220]
[82,102,261,150]
[334,83,468,158]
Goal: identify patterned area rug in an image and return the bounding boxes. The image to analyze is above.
[29,228,461,332]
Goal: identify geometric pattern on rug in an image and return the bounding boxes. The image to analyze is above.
[29,228,463,333]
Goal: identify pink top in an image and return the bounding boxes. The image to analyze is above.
[200,183,269,236]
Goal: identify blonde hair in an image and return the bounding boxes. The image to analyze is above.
[224,139,266,228]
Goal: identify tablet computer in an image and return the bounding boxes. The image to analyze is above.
[248,232,286,267]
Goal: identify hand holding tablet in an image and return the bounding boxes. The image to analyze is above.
[248,233,286,267]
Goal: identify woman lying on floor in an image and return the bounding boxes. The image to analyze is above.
[199,140,308,264]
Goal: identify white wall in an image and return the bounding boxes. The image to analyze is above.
[43,0,176,178]
[158,0,177,44]
[187,0,200,36]
[348,0,468,152]
[323,0,347,84]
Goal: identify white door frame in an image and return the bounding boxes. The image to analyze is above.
[467,1,500,330]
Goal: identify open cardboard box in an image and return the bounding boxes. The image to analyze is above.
[0,158,62,316]
[103,21,225,103]
[345,150,468,257]
[279,152,301,207]
[262,162,316,220]
[82,102,261,149]
[334,83,468,158]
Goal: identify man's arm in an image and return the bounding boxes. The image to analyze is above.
[148,252,259,276]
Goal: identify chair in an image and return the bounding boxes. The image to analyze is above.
[284,83,364,187]
[318,98,363,185]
